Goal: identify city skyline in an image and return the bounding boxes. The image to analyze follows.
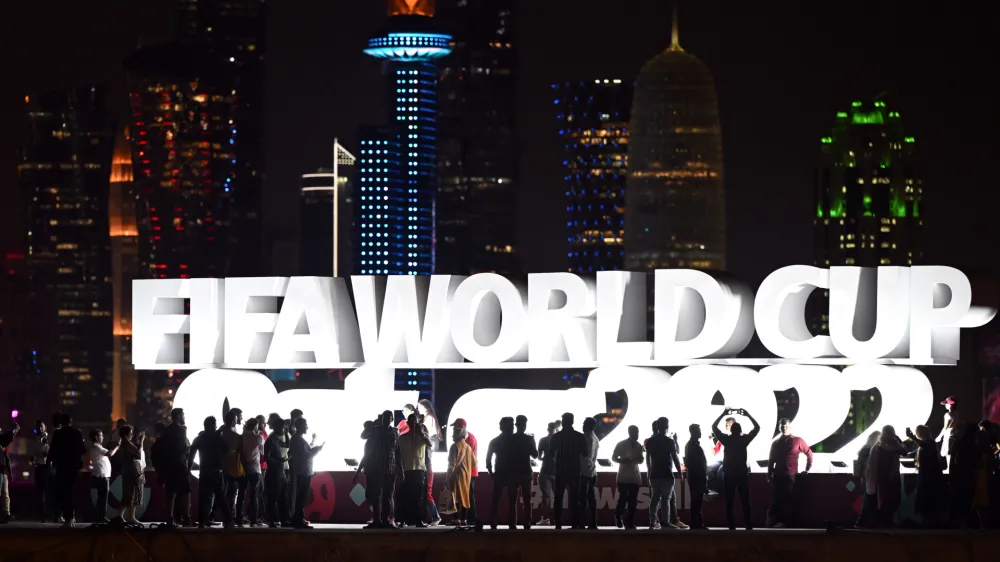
[0,2,997,281]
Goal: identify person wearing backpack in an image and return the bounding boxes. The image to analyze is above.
[221,410,247,525]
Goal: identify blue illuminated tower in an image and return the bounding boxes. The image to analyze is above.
[358,3,451,398]
[358,9,451,277]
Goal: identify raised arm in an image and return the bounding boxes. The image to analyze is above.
[711,410,728,441]
[745,411,761,439]
[0,429,15,448]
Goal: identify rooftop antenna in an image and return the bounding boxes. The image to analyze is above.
[669,3,683,52]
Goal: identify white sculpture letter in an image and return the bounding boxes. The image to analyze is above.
[132,278,224,368]
[596,271,653,364]
[450,273,528,364]
[755,266,838,359]
[909,266,997,362]
[223,277,288,366]
[528,272,597,363]
[653,270,754,360]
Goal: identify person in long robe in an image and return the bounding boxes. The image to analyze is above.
[447,429,476,526]
[864,425,907,527]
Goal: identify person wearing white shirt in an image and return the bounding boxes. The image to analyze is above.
[612,425,644,529]
[87,430,119,524]
[579,417,600,530]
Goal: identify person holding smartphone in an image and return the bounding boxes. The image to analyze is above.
[711,407,760,530]
[289,417,324,529]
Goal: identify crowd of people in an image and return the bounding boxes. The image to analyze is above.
[0,407,327,529]
[854,398,1000,529]
[355,405,799,531]
[0,395,998,530]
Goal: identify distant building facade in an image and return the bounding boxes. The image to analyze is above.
[109,127,139,423]
[625,17,725,272]
[19,87,115,431]
[437,0,518,275]
[556,79,631,273]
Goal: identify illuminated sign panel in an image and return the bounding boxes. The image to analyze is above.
[133,267,994,369]
[135,267,996,473]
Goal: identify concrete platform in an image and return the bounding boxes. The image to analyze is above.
[1,523,998,562]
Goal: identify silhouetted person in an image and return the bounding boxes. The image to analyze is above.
[549,412,590,530]
[612,425,644,529]
[767,418,813,527]
[356,411,402,528]
[580,417,599,529]
[535,422,558,526]
[29,420,50,522]
[49,413,85,527]
[289,417,324,529]
[220,409,247,525]
[949,423,977,527]
[158,408,192,527]
[646,417,682,529]
[864,425,906,528]
[398,413,431,527]
[854,430,881,528]
[712,408,761,530]
[0,421,20,523]
[486,417,516,529]
[684,424,708,529]
[189,416,233,528]
[487,416,537,529]
[907,425,944,527]
[263,416,290,527]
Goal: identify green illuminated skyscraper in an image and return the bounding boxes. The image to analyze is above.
[813,98,923,440]
[814,99,923,271]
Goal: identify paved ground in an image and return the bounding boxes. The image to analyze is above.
[0,521,926,533]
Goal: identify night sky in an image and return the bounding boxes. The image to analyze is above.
[2,0,997,288]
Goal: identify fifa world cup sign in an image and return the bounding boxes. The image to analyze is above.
[133,266,996,473]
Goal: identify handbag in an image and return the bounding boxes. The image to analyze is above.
[437,486,457,515]
[225,436,245,478]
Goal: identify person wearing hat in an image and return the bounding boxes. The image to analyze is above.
[450,418,478,524]
[936,397,956,469]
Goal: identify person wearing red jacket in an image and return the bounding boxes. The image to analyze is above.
[767,418,813,527]
[450,419,478,524]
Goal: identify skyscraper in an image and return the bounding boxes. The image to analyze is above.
[109,127,139,423]
[625,13,725,272]
[557,79,632,273]
[812,98,922,440]
[437,0,518,275]
[177,0,266,277]
[814,99,922,270]
[125,45,238,281]
[19,87,115,431]
[125,44,241,425]
[360,1,452,397]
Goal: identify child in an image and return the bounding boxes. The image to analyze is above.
[87,430,119,524]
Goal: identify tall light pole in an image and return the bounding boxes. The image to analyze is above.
[300,139,356,277]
